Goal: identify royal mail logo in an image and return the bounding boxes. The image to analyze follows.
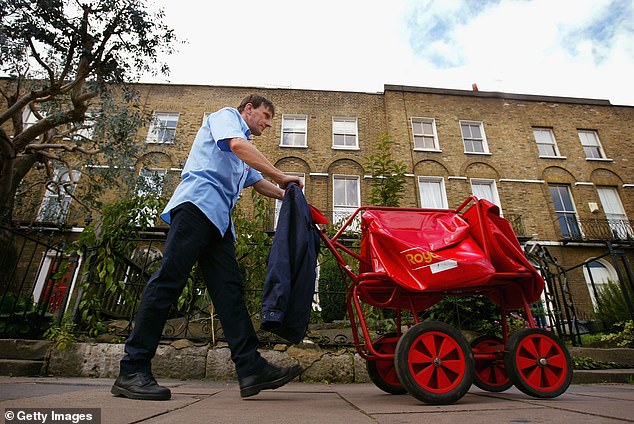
[401,247,458,273]
[402,247,442,268]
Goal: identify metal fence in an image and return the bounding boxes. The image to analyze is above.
[0,225,80,338]
[555,216,634,242]
[2,218,632,347]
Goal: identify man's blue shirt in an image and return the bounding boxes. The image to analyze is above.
[160,107,263,237]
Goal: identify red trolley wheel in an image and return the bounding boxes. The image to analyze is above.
[471,335,512,392]
[394,321,474,405]
[504,328,572,398]
[366,333,407,395]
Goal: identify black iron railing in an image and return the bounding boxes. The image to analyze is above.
[555,216,634,242]
[0,225,80,338]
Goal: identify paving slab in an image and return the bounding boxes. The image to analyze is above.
[1,377,633,424]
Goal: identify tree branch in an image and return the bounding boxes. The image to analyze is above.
[0,128,16,207]
[25,143,100,155]
[0,88,54,127]
[27,37,56,83]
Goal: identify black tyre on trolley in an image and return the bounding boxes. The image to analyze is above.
[365,333,407,395]
[470,335,513,392]
[394,321,474,405]
[504,328,572,398]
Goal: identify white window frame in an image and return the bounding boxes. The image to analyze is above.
[37,168,81,224]
[533,127,562,158]
[146,112,179,144]
[333,174,361,230]
[470,178,502,213]
[578,130,607,160]
[582,258,618,308]
[274,173,306,229]
[418,176,448,209]
[280,114,308,147]
[23,109,42,138]
[549,184,582,239]
[411,117,440,151]
[332,117,359,150]
[460,120,489,154]
[596,186,633,240]
[33,251,82,314]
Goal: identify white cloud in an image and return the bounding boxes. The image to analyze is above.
[144,0,634,105]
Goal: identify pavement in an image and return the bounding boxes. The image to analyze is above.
[1,377,633,424]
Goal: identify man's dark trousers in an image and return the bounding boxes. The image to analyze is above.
[120,202,264,379]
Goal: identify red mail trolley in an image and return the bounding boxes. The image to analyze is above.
[312,197,572,405]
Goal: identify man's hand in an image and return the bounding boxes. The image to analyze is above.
[279,174,304,189]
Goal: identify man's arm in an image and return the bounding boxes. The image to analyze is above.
[252,179,285,200]
[228,137,303,188]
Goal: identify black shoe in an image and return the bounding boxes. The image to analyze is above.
[239,363,302,398]
[111,372,171,401]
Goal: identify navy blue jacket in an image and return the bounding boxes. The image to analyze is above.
[261,183,320,343]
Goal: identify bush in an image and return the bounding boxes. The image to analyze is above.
[594,281,633,331]
[601,320,634,348]
[318,252,348,323]
[423,296,500,336]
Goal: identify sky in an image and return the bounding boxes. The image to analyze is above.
[143,0,634,106]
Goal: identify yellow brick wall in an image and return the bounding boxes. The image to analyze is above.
[7,81,634,319]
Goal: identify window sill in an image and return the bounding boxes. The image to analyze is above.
[586,157,614,162]
[464,152,492,156]
[539,155,567,160]
[332,146,360,151]
[414,148,442,153]
[145,140,175,145]
[279,144,308,149]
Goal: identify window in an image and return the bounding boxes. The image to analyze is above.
[136,168,167,197]
[460,121,488,154]
[134,168,167,226]
[332,117,358,149]
[333,175,360,229]
[471,179,501,211]
[597,186,633,239]
[37,168,81,224]
[71,116,94,141]
[274,173,306,229]
[33,252,79,313]
[23,109,42,138]
[281,115,307,147]
[146,112,179,143]
[418,177,448,209]
[23,109,39,131]
[578,130,606,159]
[549,185,581,239]
[583,259,617,307]
[533,128,561,157]
[412,118,439,150]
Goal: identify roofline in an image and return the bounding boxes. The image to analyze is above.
[384,84,613,106]
[134,81,383,96]
[0,76,621,106]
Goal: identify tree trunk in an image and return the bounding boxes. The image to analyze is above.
[0,152,39,224]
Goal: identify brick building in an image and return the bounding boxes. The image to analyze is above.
[9,82,634,324]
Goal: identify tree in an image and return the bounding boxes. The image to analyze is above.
[0,0,177,222]
[365,134,407,207]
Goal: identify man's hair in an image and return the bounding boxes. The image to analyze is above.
[237,94,275,116]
